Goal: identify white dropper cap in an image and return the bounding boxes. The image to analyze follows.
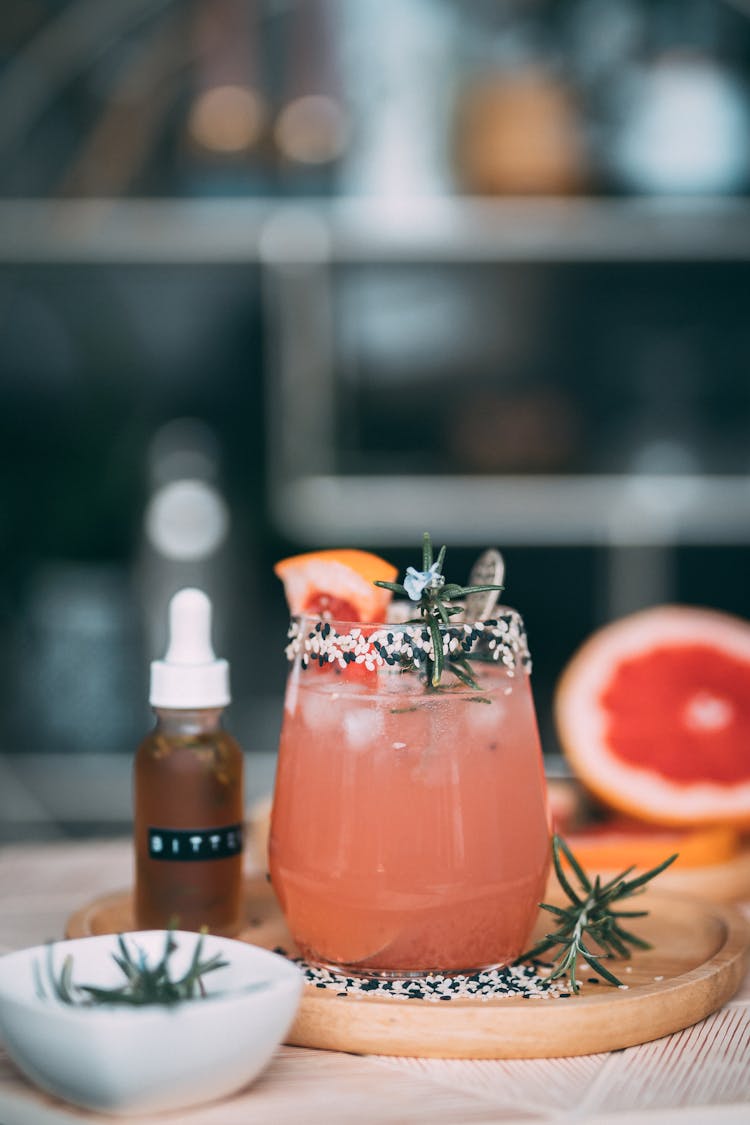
[149,588,230,708]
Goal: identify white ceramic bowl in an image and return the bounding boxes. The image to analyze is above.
[0,931,303,1116]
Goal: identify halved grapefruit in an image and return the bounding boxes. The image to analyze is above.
[555,606,750,828]
[274,548,397,622]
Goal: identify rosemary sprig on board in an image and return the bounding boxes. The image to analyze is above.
[519,835,678,993]
[36,928,229,1007]
[375,532,504,689]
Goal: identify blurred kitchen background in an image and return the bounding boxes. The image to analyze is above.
[1,0,750,839]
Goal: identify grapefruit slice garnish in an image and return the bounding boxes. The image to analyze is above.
[274,548,398,622]
[555,606,750,828]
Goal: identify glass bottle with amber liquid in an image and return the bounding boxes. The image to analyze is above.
[134,588,244,935]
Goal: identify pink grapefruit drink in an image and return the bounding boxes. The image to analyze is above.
[270,611,550,976]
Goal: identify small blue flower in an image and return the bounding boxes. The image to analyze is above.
[403,563,445,602]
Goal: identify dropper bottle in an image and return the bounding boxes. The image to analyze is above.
[134,588,244,935]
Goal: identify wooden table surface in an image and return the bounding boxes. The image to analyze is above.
[0,838,748,1125]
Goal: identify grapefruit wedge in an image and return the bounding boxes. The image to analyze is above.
[555,606,750,828]
[559,819,739,872]
[274,548,397,622]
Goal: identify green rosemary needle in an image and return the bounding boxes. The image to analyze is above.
[518,835,678,993]
[37,928,229,1007]
[375,532,504,689]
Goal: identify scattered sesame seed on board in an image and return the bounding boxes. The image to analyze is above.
[272,951,571,1002]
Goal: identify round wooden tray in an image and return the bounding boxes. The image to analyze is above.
[66,878,750,1059]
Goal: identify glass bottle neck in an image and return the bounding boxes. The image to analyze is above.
[152,708,224,736]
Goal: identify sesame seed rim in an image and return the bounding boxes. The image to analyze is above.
[285,608,532,677]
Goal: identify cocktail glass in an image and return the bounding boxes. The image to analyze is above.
[269,609,550,977]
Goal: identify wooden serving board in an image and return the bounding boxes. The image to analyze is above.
[66,878,750,1060]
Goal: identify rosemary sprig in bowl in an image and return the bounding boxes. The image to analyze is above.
[375,532,505,689]
[36,927,229,1007]
[519,835,678,993]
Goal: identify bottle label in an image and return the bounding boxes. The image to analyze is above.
[147,824,243,861]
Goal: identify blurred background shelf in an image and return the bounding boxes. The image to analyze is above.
[274,474,750,546]
[2,197,750,262]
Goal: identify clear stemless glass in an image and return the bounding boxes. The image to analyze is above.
[269,610,550,977]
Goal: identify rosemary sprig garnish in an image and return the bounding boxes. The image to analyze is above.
[375,532,504,689]
[518,835,678,993]
[37,928,230,1007]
